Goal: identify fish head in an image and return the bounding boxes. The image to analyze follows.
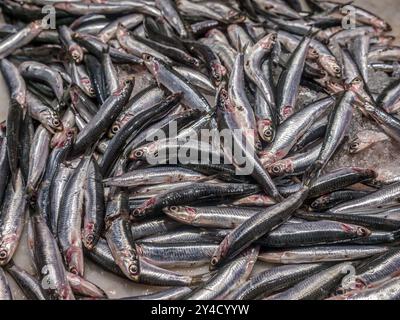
[307,47,320,61]
[69,44,84,63]
[80,76,96,97]
[340,223,371,237]
[311,195,330,209]
[0,236,15,266]
[319,55,342,78]
[130,197,156,220]
[129,146,148,161]
[226,10,246,24]
[116,247,140,281]
[267,159,293,177]
[257,119,275,143]
[142,54,159,78]
[210,62,227,86]
[162,206,196,223]
[43,109,63,134]
[260,32,278,51]
[348,137,363,154]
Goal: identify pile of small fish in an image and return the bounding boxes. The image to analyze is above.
[0,0,400,300]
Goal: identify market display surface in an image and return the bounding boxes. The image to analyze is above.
[0,0,400,300]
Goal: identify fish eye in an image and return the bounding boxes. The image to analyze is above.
[86,234,94,245]
[111,125,120,134]
[134,150,144,159]
[129,264,138,275]
[358,227,369,237]
[264,129,273,137]
[169,206,179,212]
[143,54,152,62]
[0,249,7,260]
[69,267,78,275]
[52,119,61,127]
[210,257,218,266]
[272,165,281,174]
[334,66,341,74]
[350,142,359,150]
[132,208,141,216]
[89,87,95,95]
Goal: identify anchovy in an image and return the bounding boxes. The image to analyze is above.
[259,245,389,264]
[276,35,311,121]
[0,20,43,59]
[268,143,322,177]
[130,217,180,241]
[184,40,226,86]
[121,287,192,300]
[5,261,46,300]
[71,79,133,157]
[143,55,211,113]
[163,206,259,229]
[101,47,119,96]
[5,99,23,188]
[258,221,370,248]
[304,89,357,185]
[99,93,181,176]
[210,187,309,270]
[173,66,215,94]
[132,183,260,220]
[0,172,27,265]
[104,167,207,188]
[177,0,245,23]
[329,181,400,214]
[309,190,369,211]
[74,32,143,65]
[0,124,10,208]
[267,262,353,300]
[66,272,107,299]
[260,97,334,166]
[26,125,51,195]
[216,85,281,200]
[98,14,144,43]
[0,267,12,300]
[330,276,400,300]
[30,211,75,300]
[83,159,105,250]
[49,163,75,234]
[26,91,63,134]
[349,130,390,154]
[0,59,26,106]
[59,25,83,63]
[377,78,400,114]
[116,27,173,64]
[136,242,218,268]
[244,33,276,115]
[139,228,228,244]
[231,263,326,300]
[186,247,259,300]
[19,61,64,103]
[57,153,92,276]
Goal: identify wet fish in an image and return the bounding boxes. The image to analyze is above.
[259,245,389,264]
[266,262,353,300]
[231,263,326,300]
[30,211,75,300]
[186,247,259,300]
[210,187,309,270]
